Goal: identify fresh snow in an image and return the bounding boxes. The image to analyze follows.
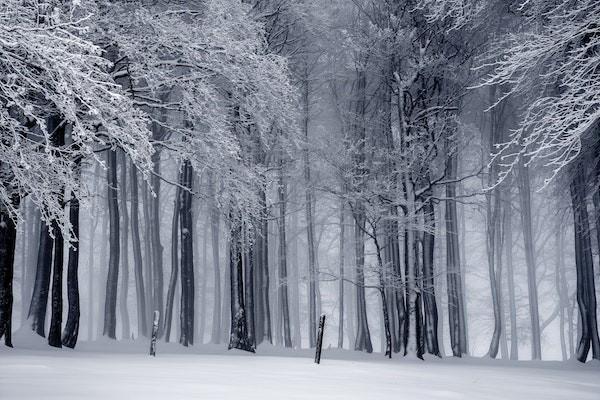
[1,335,599,400]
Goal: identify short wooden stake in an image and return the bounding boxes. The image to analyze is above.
[315,314,326,364]
[149,310,160,356]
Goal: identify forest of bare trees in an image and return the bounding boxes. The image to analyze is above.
[1,0,599,368]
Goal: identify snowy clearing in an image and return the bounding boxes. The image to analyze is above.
[1,342,599,400]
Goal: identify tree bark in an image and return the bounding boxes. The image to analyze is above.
[118,151,130,339]
[228,219,254,353]
[48,219,63,348]
[570,163,600,361]
[0,204,18,347]
[208,173,222,344]
[29,221,53,337]
[277,161,292,348]
[129,161,147,337]
[62,193,80,348]
[164,178,181,342]
[103,149,120,339]
[517,161,542,359]
[422,198,440,356]
[179,160,194,346]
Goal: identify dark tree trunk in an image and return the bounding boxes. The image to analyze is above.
[228,220,254,353]
[164,180,181,342]
[570,163,600,362]
[254,188,272,345]
[277,162,291,348]
[150,154,164,337]
[104,149,120,339]
[445,148,467,357]
[62,194,80,348]
[179,160,194,346]
[422,198,440,356]
[29,221,53,336]
[130,162,147,337]
[48,219,63,348]
[0,204,18,347]
[353,208,373,353]
[338,200,345,349]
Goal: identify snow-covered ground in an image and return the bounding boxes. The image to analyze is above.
[1,336,599,399]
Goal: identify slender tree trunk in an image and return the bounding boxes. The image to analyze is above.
[445,145,467,357]
[505,191,518,360]
[290,201,301,348]
[48,219,63,348]
[208,173,222,344]
[129,161,147,337]
[164,179,181,342]
[422,198,440,356]
[104,149,120,339]
[118,151,130,339]
[150,153,164,337]
[517,161,542,359]
[179,160,194,347]
[277,161,292,348]
[29,221,53,336]
[555,224,568,361]
[338,200,345,349]
[22,202,39,327]
[353,207,372,353]
[142,180,154,331]
[0,202,18,347]
[62,192,80,348]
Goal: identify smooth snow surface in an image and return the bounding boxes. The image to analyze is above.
[1,340,599,399]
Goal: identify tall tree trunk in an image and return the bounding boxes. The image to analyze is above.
[164,180,181,342]
[302,72,319,349]
[277,161,292,348]
[29,221,53,336]
[0,202,18,347]
[445,146,467,357]
[289,200,301,348]
[338,200,345,349]
[517,161,542,359]
[62,192,80,348]
[48,219,63,348]
[353,208,373,353]
[228,219,254,352]
[118,151,130,339]
[570,163,600,361]
[150,154,164,337]
[422,198,440,356]
[21,202,39,328]
[505,190,518,360]
[129,162,147,337]
[179,160,194,347]
[104,149,120,339]
[256,188,273,344]
[142,180,154,331]
[208,173,222,344]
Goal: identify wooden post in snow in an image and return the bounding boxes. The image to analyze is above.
[149,310,159,356]
[314,314,326,364]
